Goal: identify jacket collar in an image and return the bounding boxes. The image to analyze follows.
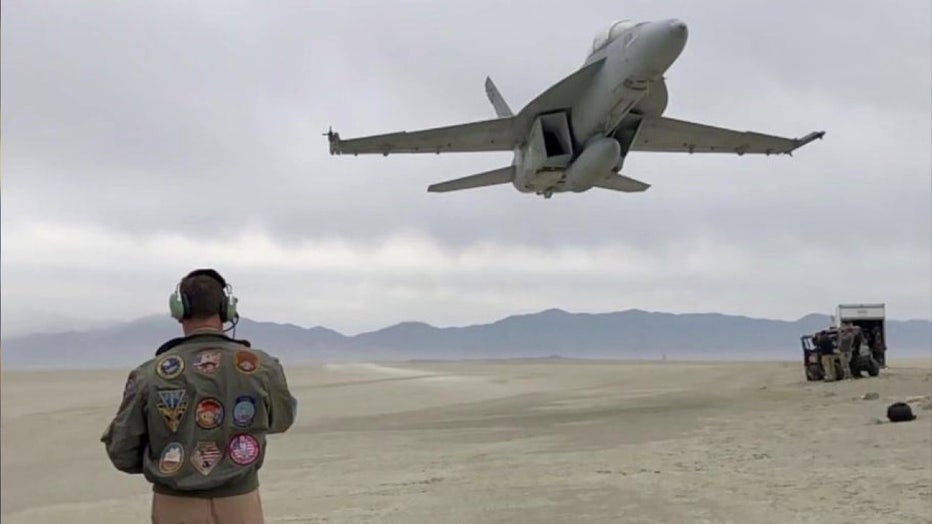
[155,332,252,356]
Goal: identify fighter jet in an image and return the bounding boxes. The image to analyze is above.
[326,19,824,198]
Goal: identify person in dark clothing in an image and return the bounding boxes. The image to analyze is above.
[815,330,837,382]
[871,326,886,367]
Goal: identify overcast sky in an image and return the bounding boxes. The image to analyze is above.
[2,0,930,338]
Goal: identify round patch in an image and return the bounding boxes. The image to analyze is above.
[159,442,184,475]
[234,350,260,374]
[195,397,224,430]
[192,349,222,374]
[156,355,184,380]
[228,433,260,466]
[232,396,257,427]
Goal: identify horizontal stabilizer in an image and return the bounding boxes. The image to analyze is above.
[593,173,651,192]
[427,166,515,193]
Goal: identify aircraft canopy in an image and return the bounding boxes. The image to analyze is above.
[590,19,637,53]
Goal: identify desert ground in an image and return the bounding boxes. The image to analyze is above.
[2,357,931,523]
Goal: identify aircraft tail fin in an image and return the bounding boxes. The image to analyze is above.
[484,77,514,118]
[428,165,515,193]
[593,173,651,193]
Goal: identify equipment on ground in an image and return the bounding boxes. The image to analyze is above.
[887,402,916,422]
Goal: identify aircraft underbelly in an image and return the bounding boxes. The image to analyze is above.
[525,170,565,191]
[572,59,649,142]
[601,79,649,134]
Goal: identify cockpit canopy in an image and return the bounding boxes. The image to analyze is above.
[589,19,638,54]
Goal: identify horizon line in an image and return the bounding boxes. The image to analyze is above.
[5,306,930,341]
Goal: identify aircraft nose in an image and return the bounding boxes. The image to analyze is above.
[665,19,688,40]
[635,19,688,79]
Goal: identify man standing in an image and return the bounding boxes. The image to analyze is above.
[837,324,855,380]
[815,330,837,382]
[101,268,297,524]
[871,325,886,368]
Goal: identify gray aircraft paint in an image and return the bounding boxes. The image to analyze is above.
[327,18,824,198]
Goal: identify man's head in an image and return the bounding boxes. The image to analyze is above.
[168,269,238,332]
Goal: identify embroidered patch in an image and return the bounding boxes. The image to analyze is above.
[159,442,184,475]
[234,350,260,374]
[157,389,189,432]
[232,396,257,427]
[156,355,184,380]
[228,433,260,466]
[192,349,222,375]
[190,441,223,476]
[195,397,224,430]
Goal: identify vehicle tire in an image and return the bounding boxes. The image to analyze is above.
[852,364,864,378]
[806,364,821,381]
[867,358,880,377]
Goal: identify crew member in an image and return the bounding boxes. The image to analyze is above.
[837,324,855,380]
[871,326,886,368]
[101,268,297,523]
[815,330,837,382]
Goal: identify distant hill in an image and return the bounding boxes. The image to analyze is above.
[1,309,929,370]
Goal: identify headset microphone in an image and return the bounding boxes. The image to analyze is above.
[224,312,240,338]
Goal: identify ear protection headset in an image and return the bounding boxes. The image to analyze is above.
[168,268,239,323]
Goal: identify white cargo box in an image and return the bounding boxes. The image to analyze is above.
[834,303,885,325]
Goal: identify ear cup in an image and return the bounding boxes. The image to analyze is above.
[169,288,186,320]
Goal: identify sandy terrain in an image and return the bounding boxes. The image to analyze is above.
[2,358,931,523]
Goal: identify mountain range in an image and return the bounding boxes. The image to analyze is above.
[1,309,929,370]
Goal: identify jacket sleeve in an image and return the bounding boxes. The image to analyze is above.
[266,357,297,434]
[100,369,149,473]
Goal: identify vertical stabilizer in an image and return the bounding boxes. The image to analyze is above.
[484,77,514,118]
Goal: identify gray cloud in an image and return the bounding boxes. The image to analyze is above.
[2,0,930,337]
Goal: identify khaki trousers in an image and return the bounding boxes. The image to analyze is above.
[820,354,836,381]
[839,351,853,379]
[151,489,264,524]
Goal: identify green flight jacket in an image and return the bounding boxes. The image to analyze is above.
[101,331,297,498]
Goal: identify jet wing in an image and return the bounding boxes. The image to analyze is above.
[327,57,608,157]
[328,117,519,156]
[628,116,825,155]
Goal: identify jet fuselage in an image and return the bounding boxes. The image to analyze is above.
[513,19,688,197]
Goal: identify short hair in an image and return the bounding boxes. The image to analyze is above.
[180,272,225,320]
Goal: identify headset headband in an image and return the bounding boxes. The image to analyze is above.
[184,268,228,289]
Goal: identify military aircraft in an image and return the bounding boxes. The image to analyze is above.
[326,18,824,198]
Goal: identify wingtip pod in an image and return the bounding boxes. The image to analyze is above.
[785,130,825,155]
[325,127,342,155]
[798,130,826,145]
